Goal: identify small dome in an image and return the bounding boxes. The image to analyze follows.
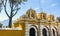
[26,8,36,18]
[37,13,42,19]
[47,14,54,21]
[37,12,46,20]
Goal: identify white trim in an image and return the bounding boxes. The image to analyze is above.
[0,28,22,30]
[51,26,57,36]
[30,10,31,18]
[41,25,49,36]
[25,24,38,36]
[29,26,37,36]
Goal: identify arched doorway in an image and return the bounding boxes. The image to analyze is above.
[29,28,36,36]
[42,28,47,36]
[52,29,55,36]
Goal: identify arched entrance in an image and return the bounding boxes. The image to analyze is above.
[42,28,47,36]
[52,29,55,36]
[29,28,36,36]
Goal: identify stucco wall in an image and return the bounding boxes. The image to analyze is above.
[0,30,24,36]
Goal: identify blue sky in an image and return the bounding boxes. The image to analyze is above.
[0,0,60,21]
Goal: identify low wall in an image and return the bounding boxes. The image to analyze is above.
[0,28,24,36]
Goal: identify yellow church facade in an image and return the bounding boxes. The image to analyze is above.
[12,8,59,36]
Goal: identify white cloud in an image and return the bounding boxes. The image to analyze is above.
[34,8,38,10]
[0,13,8,21]
[51,3,58,7]
[0,0,2,3]
[0,17,8,21]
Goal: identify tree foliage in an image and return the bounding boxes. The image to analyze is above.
[0,0,2,12]
[0,0,27,28]
[57,17,60,22]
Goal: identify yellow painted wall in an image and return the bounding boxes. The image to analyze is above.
[12,23,25,36]
[3,22,25,36]
[0,30,24,36]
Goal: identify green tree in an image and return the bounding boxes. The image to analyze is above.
[0,0,27,28]
[0,23,2,28]
[57,17,60,22]
[0,0,2,12]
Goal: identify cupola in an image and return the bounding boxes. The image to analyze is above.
[47,14,54,21]
[37,11,46,20]
[26,8,36,19]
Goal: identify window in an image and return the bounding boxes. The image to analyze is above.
[52,29,55,36]
[42,28,47,36]
[29,28,36,36]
